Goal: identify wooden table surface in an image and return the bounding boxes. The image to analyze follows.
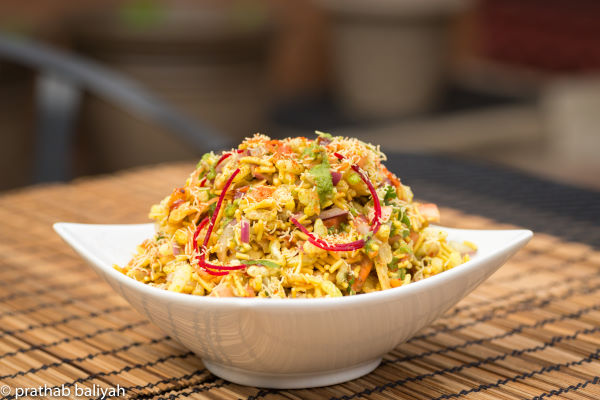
[1,163,599,400]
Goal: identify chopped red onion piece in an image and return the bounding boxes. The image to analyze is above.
[172,243,182,256]
[317,136,331,146]
[234,187,248,199]
[241,219,250,243]
[331,170,342,186]
[319,207,347,220]
[252,168,267,181]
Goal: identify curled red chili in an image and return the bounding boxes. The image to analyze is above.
[350,164,382,235]
[193,168,245,275]
[290,152,382,252]
[290,217,364,251]
[333,152,382,234]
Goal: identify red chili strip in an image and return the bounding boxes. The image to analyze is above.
[201,169,240,252]
[192,217,210,254]
[215,149,245,168]
[290,217,365,252]
[201,261,247,271]
[334,152,382,235]
[203,268,229,276]
[194,168,245,275]
[350,164,382,235]
[215,153,232,167]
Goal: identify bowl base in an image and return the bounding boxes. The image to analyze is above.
[202,357,382,389]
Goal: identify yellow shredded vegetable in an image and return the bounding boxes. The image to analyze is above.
[116,133,476,297]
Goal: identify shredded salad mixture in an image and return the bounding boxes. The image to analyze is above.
[116,133,476,298]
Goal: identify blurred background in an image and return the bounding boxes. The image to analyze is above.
[1,0,599,192]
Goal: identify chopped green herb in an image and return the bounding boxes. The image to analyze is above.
[365,239,377,254]
[242,259,281,269]
[206,167,216,180]
[400,209,411,229]
[197,152,212,168]
[396,244,412,254]
[224,203,236,218]
[208,202,217,214]
[384,185,397,204]
[348,276,355,287]
[309,157,333,205]
[402,228,410,238]
[390,267,406,280]
[315,130,333,139]
[387,256,400,271]
[396,268,406,280]
[220,217,232,228]
[302,142,322,159]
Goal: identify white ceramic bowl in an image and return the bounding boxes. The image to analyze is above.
[54,222,531,389]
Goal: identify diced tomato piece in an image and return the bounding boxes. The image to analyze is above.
[390,278,403,288]
[408,231,419,244]
[418,203,440,223]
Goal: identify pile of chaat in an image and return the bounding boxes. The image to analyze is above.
[117,132,476,298]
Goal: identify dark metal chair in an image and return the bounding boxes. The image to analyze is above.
[0,34,232,183]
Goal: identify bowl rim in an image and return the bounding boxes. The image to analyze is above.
[54,222,532,310]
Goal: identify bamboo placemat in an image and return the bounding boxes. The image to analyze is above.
[1,163,599,400]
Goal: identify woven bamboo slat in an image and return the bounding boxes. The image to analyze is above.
[0,163,598,400]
